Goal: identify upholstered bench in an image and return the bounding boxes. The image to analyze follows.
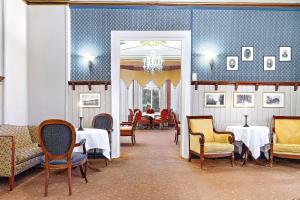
[0,125,42,190]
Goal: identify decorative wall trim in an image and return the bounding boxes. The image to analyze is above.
[68,80,111,90]
[25,1,300,8]
[191,80,300,91]
[0,76,4,82]
[121,65,180,71]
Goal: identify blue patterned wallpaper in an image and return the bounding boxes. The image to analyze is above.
[70,7,300,81]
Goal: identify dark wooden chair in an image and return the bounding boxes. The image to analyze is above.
[186,116,235,169]
[120,112,138,145]
[90,113,113,165]
[38,119,88,196]
[173,112,180,145]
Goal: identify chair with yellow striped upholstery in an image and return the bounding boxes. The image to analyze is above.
[270,116,300,167]
[186,116,235,169]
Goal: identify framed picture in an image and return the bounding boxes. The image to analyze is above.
[204,92,226,107]
[79,93,100,108]
[263,92,285,108]
[233,92,255,108]
[264,56,276,71]
[227,56,238,71]
[279,46,291,62]
[242,47,254,61]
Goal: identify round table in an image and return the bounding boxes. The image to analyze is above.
[226,126,270,165]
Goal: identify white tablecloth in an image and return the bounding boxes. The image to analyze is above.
[225,126,270,159]
[74,128,110,159]
[142,112,160,118]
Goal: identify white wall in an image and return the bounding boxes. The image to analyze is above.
[3,0,28,125]
[27,5,68,125]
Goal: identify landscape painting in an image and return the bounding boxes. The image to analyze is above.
[80,93,101,108]
[233,92,255,107]
[263,92,284,108]
[204,92,226,107]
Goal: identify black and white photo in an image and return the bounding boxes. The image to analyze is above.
[227,56,239,71]
[263,92,284,108]
[279,46,291,62]
[233,92,255,107]
[264,56,276,71]
[204,92,226,107]
[242,47,254,61]
[80,93,101,107]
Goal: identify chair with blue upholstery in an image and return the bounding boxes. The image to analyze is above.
[38,119,88,196]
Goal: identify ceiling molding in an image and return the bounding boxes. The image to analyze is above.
[25,1,300,8]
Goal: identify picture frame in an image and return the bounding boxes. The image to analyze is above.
[227,56,239,71]
[279,46,291,62]
[242,47,254,61]
[264,56,276,71]
[263,92,285,108]
[204,92,226,107]
[79,93,101,108]
[233,92,255,108]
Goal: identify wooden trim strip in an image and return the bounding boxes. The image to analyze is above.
[0,76,4,82]
[68,80,111,90]
[121,65,180,71]
[25,1,300,8]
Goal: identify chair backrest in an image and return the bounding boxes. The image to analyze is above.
[172,112,180,133]
[38,119,75,160]
[186,116,215,142]
[273,116,300,144]
[128,109,134,122]
[160,109,170,121]
[92,113,113,132]
[134,109,142,122]
[132,112,139,130]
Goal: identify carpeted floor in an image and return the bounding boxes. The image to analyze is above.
[1,129,300,200]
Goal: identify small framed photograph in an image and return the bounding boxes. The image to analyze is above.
[79,93,100,107]
[279,46,291,62]
[263,92,285,108]
[242,47,254,61]
[233,92,255,108]
[227,56,239,71]
[204,92,226,107]
[264,56,276,71]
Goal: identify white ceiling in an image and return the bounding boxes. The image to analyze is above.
[120,40,182,59]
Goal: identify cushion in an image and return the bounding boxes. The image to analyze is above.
[41,152,87,166]
[190,140,234,154]
[27,126,38,143]
[273,143,300,154]
[120,126,133,131]
[15,143,43,164]
[0,125,32,148]
[189,119,215,142]
[275,119,300,144]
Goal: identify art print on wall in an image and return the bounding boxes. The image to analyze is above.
[242,47,254,61]
[233,92,255,108]
[79,93,101,108]
[264,56,276,71]
[227,56,239,71]
[204,92,226,107]
[263,92,284,108]
[279,46,291,62]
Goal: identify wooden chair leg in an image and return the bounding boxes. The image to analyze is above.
[200,156,204,169]
[44,167,49,196]
[188,152,191,162]
[131,136,134,146]
[270,153,273,167]
[84,162,88,183]
[105,159,108,166]
[79,163,88,183]
[67,165,72,196]
[134,134,136,143]
[9,175,14,191]
[231,153,235,167]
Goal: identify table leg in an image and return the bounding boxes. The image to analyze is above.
[242,146,249,166]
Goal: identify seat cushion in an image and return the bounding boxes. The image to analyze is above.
[189,119,215,142]
[41,152,87,166]
[190,140,234,155]
[273,143,300,155]
[120,126,133,131]
[275,119,300,144]
[15,143,43,164]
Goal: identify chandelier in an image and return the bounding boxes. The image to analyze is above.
[143,51,164,73]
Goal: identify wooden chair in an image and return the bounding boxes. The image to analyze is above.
[173,112,181,145]
[38,119,88,196]
[270,116,300,167]
[91,113,113,165]
[154,109,170,128]
[128,109,134,122]
[186,116,235,169]
[120,112,138,145]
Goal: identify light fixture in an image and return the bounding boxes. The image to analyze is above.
[143,50,164,73]
[204,50,216,69]
[83,53,95,68]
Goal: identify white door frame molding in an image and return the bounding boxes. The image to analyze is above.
[111,31,191,158]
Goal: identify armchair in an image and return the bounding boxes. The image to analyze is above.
[120,112,138,145]
[270,116,300,167]
[172,112,180,145]
[186,116,235,169]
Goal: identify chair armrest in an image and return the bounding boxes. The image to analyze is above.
[75,139,86,154]
[189,131,205,144]
[271,132,277,144]
[214,129,235,144]
[121,122,132,126]
[0,135,15,177]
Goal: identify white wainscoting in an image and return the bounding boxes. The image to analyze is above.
[191,85,300,131]
[67,85,111,128]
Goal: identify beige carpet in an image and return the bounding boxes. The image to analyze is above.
[1,129,300,200]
